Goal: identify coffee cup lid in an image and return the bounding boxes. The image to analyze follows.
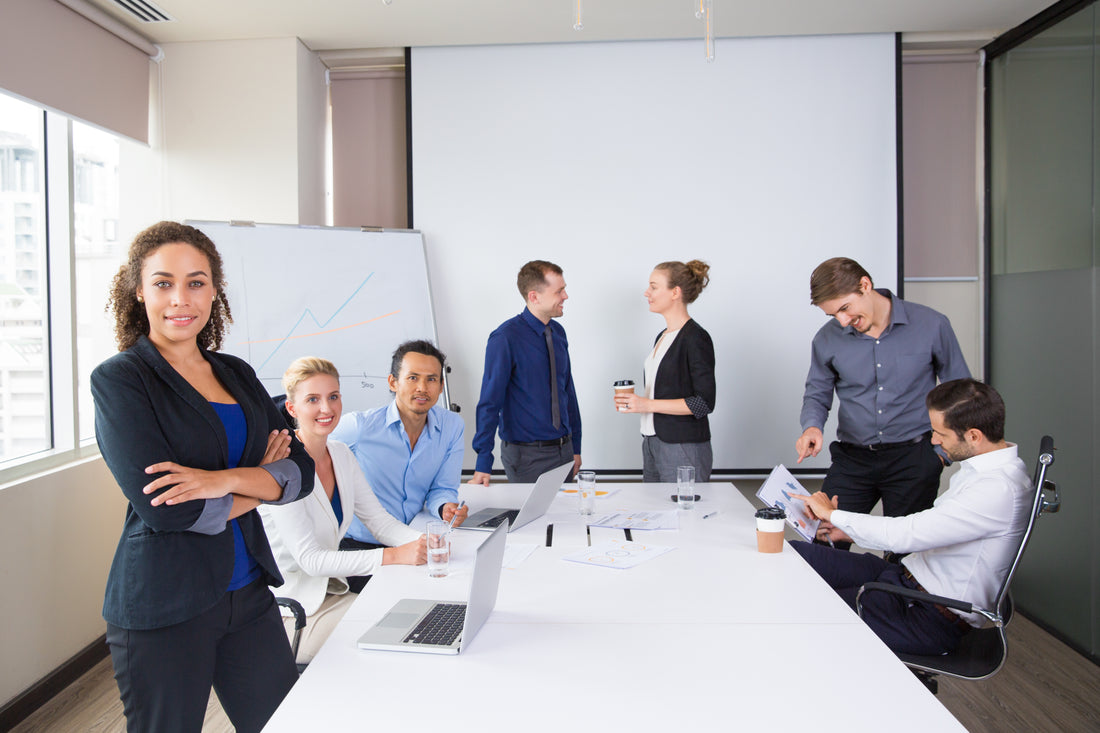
[613,379,635,387]
[755,506,786,520]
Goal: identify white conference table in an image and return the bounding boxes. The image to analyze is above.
[264,482,964,732]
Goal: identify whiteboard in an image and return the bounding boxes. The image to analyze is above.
[189,221,439,412]
[411,35,898,474]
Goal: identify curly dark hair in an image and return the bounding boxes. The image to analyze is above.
[106,221,233,351]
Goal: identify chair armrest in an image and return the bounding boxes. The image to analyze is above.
[857,582,974,615]
[275,596,307,631]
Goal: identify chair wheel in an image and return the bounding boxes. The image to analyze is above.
[911,669,938,694]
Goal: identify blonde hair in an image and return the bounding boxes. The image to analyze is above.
[655,260,711,304]
[283,357,340,402]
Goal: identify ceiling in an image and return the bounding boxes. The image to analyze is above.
[85,0,1059,55]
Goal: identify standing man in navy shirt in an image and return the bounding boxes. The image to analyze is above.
[470,260,582,485]
[795,257,970,542]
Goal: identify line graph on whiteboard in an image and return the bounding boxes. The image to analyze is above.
[216,235,438,414]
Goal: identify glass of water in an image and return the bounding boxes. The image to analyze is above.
[676,465,696,510]
[426,520,451,577]
[577,471,597,515]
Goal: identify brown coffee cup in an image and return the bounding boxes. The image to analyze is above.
[613,379,635,412]
[755,507,786,553]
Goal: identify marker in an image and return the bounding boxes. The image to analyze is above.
[446,499,464,528]
[702,511,719,520]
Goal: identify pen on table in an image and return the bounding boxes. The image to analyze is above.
[702,511,719,520]
[446,500,465,531]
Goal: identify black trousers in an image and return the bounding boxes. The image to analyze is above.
[824,435,943,517]
[501,437,575,483]
[106,577,299,733]
[791,541,966,656]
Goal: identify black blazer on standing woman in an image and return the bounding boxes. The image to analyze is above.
[649,318,716,444]
[92,335,314,630]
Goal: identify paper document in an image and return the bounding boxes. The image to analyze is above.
[502,543,538,569]
[562,540,674,569]
[559,486,621,499]
[587,510,679,530]
[755,465,820,542]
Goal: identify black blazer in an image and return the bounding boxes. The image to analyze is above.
[92,336,314,630]
[649,318,716,444]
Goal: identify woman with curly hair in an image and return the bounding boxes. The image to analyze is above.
[613,260,716,482]
[92,221,314,733]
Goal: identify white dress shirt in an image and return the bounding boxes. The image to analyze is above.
[829,444,1032,627]
[260,440,422,616]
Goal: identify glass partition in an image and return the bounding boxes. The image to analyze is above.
[988,1,1098,656]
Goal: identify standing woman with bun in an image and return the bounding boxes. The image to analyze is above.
[92,221,314,733]
[613,260,716,482]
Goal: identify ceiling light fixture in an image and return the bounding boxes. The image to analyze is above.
[703,0,715,62]
[573,0,583,31]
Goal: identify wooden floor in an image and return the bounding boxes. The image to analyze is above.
[10,612,1099,732]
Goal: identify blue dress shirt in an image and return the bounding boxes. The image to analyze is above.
[330,401,464,544]
[800,289,970,445]
[472,309,582,474]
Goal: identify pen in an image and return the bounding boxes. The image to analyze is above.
[702,511,719,520]
[446,500,465,531]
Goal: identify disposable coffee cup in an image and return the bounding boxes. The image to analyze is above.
[613,380,635,412]
[755,506,786,554]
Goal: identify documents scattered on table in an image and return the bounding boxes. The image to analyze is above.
[502,543,538,569]
[755,464,820,542]
[562,540,675,569]
[587,510,679,530]
[559,486,621,499]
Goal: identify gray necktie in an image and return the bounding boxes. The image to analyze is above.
[544,325,562,430]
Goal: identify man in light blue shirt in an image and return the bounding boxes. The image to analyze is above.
[331,340,468,550]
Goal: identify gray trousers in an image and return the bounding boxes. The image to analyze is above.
[641,435,713,483]
[501,438,575,483]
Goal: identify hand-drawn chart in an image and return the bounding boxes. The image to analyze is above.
[189,222,439,413]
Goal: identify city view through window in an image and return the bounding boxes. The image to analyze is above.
[0,92,122,463]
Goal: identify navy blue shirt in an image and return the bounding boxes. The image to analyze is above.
[473,309,582,473]
[210,402,262,591]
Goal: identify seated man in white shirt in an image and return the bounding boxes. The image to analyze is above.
[791,379,1032,656]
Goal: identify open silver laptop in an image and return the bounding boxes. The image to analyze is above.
[461,461,573,532]
[356,522,507,655]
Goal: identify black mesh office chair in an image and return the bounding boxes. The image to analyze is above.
[855,435,1060,694]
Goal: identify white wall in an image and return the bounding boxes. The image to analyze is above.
[0,458,127,707]
[296,40,328,226]
[158,38,326,225]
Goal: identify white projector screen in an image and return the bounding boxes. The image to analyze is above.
[411,34,898,474]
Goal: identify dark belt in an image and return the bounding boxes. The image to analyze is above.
[841,432,928,452]
[902,567,973,633]
[505,435,572,448]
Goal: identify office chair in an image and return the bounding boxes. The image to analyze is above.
[855,435,1060,694]
[275,597,309,673]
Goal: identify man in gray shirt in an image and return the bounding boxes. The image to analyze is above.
[795,257,970,543]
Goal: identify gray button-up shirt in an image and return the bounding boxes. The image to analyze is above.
[799,290,970,445]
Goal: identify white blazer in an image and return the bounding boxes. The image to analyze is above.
[260,440,422,616]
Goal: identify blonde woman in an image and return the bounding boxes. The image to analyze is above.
[260,357,426,663]
[613,260,716,481]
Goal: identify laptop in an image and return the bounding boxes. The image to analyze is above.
[356,522,508,655]
[461,461,573,532]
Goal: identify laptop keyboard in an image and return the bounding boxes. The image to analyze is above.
[479,509,520,528]
[403,603,466,646]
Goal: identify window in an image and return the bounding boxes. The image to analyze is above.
[0,93,48,462]
[0,91,124,467]
[73,122,122,441]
